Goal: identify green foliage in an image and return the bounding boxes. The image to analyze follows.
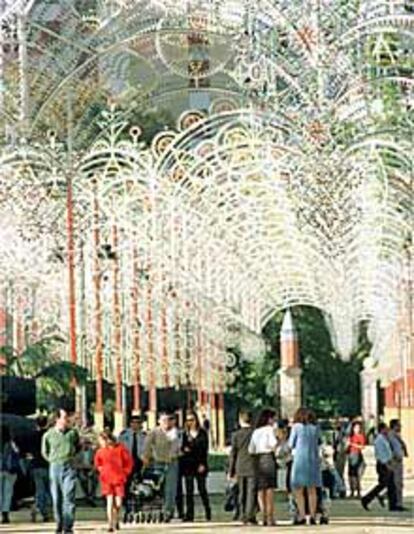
[208,452,228,472]
[290,307,366,417]
[0,337,88,409]
[228,306,368,418]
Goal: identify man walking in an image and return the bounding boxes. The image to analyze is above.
[388,419,408,511]
[119,415,146,478]
[42,408,80,534]
[361,423,397,511]
[30,416,51,522]
[229,410,257,525]
[119,415,146,516]
[142,413,181,522]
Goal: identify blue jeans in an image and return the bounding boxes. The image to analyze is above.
[164,461,179,517]
[153,461,178,518]
[0,471,17,512]
[49,463,77,532]
[32,467,51,516]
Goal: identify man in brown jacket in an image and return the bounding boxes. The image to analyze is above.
[228,410,257,525]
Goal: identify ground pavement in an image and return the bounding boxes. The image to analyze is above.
[1,494,412,533]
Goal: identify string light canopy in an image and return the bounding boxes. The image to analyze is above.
[0,0,412,398]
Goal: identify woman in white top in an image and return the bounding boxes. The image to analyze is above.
[248,409,277,526]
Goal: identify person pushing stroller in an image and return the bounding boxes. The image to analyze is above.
[142,413,181,522]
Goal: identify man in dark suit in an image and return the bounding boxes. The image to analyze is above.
[228,410,257,525]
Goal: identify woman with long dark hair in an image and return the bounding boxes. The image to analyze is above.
[181,411,211,522]
[346,421,366,498]
[289,407,321,525]
[248,409,277,526]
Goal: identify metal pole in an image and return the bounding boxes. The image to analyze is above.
[93,183,104,428]
[66,173,77,366]
[131,245,141,413]
[112,222,123,433]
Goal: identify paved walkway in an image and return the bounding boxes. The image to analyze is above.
[2,497,412,533]
[0,518,412,533]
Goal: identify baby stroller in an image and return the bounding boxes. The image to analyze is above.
[124,465,166,524]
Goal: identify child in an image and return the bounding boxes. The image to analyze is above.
[94,431,133,532]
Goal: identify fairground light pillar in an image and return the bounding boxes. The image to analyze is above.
[279,310,302,419]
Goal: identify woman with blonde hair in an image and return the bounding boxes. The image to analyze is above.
[289,408,321,525]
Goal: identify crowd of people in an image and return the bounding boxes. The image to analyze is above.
[0,406,409,532]
[228,409,409,527]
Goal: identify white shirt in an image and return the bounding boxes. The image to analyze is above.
[248,426,277,455]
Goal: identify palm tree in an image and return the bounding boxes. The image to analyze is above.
[0,336,88,408]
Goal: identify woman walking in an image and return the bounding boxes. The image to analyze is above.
[181,411,211,522]
[248,409,278,526]
[347,421,366,498]
[289,408,321,526]
[0,425,20,524]
[94,431,133,532]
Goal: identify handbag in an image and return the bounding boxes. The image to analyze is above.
[224,480,239,512]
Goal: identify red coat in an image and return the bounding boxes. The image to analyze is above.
[94,443,133,486]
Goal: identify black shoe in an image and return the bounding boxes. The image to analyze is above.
[293,518,306,526]
[206,508,212,521]
[361,499,370,511]
[310,517,317,525]
[377,495,385,508]
[1,512,10,524]
[320,516,329,525]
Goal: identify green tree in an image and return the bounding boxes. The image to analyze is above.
[0,336,88,409]
[228,306,369,418]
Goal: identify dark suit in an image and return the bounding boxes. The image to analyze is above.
[229,427,256,523]
[181,429,211,521]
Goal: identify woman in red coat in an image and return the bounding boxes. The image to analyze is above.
[94,431,133,532]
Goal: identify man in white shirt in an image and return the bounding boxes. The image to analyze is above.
[361,423,398,511]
